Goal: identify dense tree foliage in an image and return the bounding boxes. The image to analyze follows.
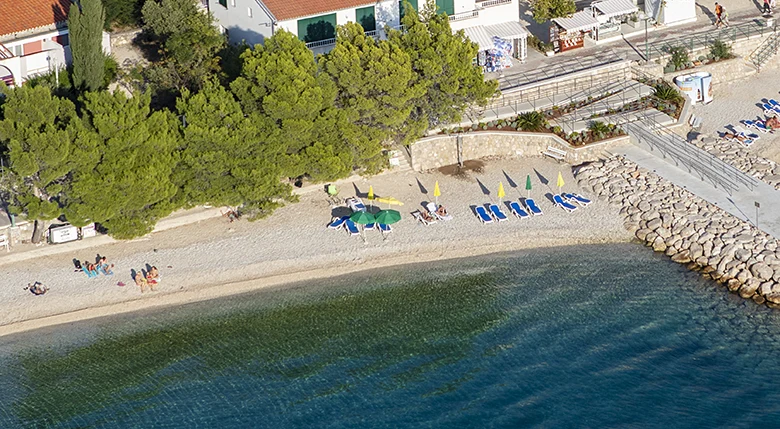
[141,0,225,95]
[176,79,295,218]
[103,0,145,29]
[69,0,107,92]
[0,6,496,240]
[530,0,576,23]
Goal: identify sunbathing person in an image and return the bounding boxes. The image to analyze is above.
[420,210,435,222]
[27,282,48,296]
[135,272,149,293]
[149,266,160,280]
[766,116,780,130]
[436,205,449,217]
[723,132,749,143]
[99,256,115,275]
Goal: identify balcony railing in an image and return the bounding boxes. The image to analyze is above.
[448,10,479,22]
[305,29,380,49]
[477,0,512,8]
[0,43,13,59]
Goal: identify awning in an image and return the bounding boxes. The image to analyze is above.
[463,21,529,51]
[485,21,529,39]
[592,0,638,19]
[552,10,599,32]
[462,25,494,51]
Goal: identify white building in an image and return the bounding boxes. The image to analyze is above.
[0,0,111,88]
[209,0,527,60]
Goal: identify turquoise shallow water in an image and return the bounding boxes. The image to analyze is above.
[2,243,780,428]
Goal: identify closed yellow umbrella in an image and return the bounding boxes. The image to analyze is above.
[368,185,374,209]
[497,182,505,202]
[557,172,565,193]
[433,181,441,205]
[375,197,404,208]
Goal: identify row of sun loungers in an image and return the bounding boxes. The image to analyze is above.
[475,194,592,223]
[742,119,771,134]
[762,99,780,116]
[327,216,393,235]
[728,125,761,147]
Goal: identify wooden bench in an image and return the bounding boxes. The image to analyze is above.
[542,146,567,162]
[689,114,702,131]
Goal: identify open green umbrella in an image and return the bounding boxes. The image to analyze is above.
[350,211,375,225]
[375,209,401,225]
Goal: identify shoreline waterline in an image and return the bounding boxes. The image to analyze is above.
[0,236,634,339]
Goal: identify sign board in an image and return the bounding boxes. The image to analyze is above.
[81,223,97,238]
[49,224,79,244]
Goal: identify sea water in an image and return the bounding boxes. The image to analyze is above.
[1,243,780,428]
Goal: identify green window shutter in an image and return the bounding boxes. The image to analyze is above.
[218,0,227,8]
[436,0,454,15]
[399,0,418,19]
[355,6,376,32]
[297,13,337,42]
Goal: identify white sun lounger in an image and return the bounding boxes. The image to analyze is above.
[488,204,508,222]
[563,193,592,207]
[344,219,361,236]
[328,216,349,229]
[347,197,367,212]
[524,198,543,216]
[426,202,453,221]
[413,210,436,225]
[509,201,530,219]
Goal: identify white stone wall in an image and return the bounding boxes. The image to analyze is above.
[210,0,274,46]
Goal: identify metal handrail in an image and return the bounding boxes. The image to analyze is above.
[748,32,780,70]
[623,112,759,195]
[645,21,776,62]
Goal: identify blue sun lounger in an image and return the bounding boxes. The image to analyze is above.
[524,198,543,216]
[475,206,493,224]
[488,204,508,222]
[82,266,98,278]
[763,103,780,116]
[345,219,360,236]
[509,201,530,219]
[328,216,349,229]
[553,194,578,212]
[379,224,392,233]
[99,264,114,276]
[563,193,592,207]
[743,119,770,133]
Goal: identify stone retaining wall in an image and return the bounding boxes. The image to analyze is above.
[409,132,629,171]
[577,156,780,308]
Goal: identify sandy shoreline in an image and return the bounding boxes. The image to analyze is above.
[0,158,633,338]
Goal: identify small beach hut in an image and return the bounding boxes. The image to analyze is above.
[591,0,638,41]
[550,11,599,53]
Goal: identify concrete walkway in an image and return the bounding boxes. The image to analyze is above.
[614,142,780,239]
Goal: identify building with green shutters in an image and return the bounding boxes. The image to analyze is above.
[208,0,527,61]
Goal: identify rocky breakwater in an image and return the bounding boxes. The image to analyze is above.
[576,156,780,308]
[689,134,780,190]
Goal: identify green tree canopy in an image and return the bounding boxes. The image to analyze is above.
[388,2,497,143]
[0,86,80,223]
[320,23,422,173]
[69,0,107,92]
[142,0,225,95]
[530,0,576,23]
[175,79,295,218]
[231,30,352,181]
[64,91,180,239]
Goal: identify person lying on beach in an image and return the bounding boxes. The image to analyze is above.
[146,271,158,286]
[135,272,149,293]
[99,256,115,275]
[765,116,780,130]
[420,210,435,222]
[149,266,160,281]
[222,209,240,223]
[722,132,750,143]
[26,282,48,296]
[436,205,449,217]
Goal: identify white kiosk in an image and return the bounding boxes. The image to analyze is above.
[645,0,696,26]
[674,72,713,105]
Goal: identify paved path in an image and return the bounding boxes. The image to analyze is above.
[614,142,780,239]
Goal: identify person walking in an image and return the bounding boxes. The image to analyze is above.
[714,2,723,27]
[721,6,730,27]
[763,0,772,15]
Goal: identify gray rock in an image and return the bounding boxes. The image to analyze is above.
[760,282,775,296]
[689,242,704,259]
[647,218,662,231]
[727,278,742,292]
[638,201,651,212]
[739,278,761,298]
[734,248,752,262]
[656,227,672,239]
[671,251,691,264]
[652,237,667,252]
[750,262,774,281]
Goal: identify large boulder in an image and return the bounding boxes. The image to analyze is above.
[739,278,761,298]
[671,250,692,264]
[750,262,774,281]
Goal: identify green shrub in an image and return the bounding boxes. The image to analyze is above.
[516,111,548,132]
[709,40,734,60]
[588,121,610,140]
[653,81,683,103]
[668,46,690,70]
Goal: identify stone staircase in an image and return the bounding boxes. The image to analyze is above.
[747,31,780,71]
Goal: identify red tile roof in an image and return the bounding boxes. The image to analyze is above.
[0,0,71,38]
[263,0,377,21]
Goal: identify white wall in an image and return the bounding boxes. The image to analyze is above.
[210,0,274,46]
[448,0,520,31]
[277,1,401,40]
[454,0,477,14]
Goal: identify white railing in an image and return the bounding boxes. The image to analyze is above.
[477,0,512,8]
[0,43,13,59]
[305,30,380,49]
[448,10,479,22]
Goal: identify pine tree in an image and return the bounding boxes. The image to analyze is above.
[231,30,352,181]
[69,0,106,92]
[389,2,498,142]
[0,86,81,242]
[175,79,296,219]
[64,91,180,239]
[320,23,423,173]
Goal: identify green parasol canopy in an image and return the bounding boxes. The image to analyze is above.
[374,209,401,225]
[350,211,375,225]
